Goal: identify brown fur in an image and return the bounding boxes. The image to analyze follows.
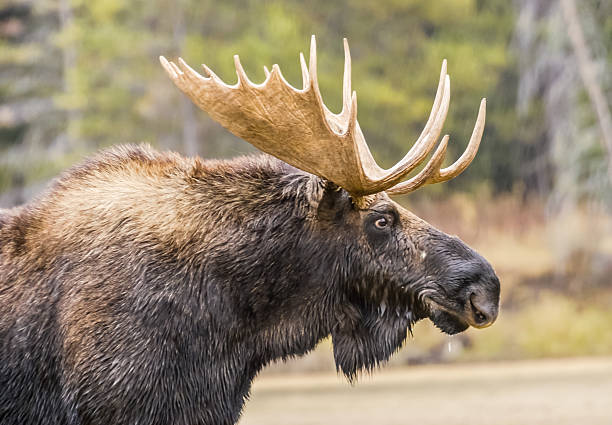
[0,144,499,425]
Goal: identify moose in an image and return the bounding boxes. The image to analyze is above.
[0,37,499,425]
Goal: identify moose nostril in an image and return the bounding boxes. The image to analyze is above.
[469,293,497,328]
[474,308,487,323]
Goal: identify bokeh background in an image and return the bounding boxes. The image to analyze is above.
[1,0,611,424]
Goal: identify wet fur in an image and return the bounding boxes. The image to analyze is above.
[0,145,498,425]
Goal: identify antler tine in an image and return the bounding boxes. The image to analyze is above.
[432,98,486,183]
[386,135,450,195]
[364,61,450,192]
[387,98,486,195]
[178,57,216,88]
[308,35,320,93]
[161,56,193,89]
[347,90,359,139]
[401,62,450,170]
[340,38,352,121]
[308,35,337,123]
[420,60,448,142]
[299,53,309,90]
[160,56,177,78]
[169,59,184,78]
[201,63,221,81]
[234,55,251,86]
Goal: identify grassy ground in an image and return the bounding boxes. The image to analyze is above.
[239,357,612,425]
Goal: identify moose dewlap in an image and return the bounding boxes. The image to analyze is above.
[0,37,499,425]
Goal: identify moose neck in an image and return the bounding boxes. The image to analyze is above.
[185,158,413,381]
[183,157,342,367]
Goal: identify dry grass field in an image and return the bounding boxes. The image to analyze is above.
[239,357,612,425]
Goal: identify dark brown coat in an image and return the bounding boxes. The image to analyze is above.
[0,145,499,425]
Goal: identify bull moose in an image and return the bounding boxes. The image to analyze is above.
[0,37,500,425]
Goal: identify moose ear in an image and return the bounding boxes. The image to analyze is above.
[316,180,350,222]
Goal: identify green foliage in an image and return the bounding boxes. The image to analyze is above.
[0,0,521,203]
[1,0,609,205]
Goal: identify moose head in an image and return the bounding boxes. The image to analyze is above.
[160,36,499,377]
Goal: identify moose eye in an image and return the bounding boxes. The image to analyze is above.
[374,217,388,229]
[365,208,397,243]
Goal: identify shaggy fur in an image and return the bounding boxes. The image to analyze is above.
[0,145,499,425]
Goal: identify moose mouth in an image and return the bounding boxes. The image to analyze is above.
[426,308,470,335]
[409,297,470,335]
[369,278,498,336]
[374,289,471,336]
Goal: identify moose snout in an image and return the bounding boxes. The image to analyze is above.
[467,291,499,328]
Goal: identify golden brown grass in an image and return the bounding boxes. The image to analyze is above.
[241,357,612,425]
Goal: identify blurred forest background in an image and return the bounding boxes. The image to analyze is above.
[1,0,611,365]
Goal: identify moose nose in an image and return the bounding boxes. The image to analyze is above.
[468,292,498,328]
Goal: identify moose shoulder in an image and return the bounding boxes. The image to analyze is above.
[0,38,499,425]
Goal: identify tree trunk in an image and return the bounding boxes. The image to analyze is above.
[560,0,612,181]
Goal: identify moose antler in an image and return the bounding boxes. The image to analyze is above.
[160,36,485,200]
